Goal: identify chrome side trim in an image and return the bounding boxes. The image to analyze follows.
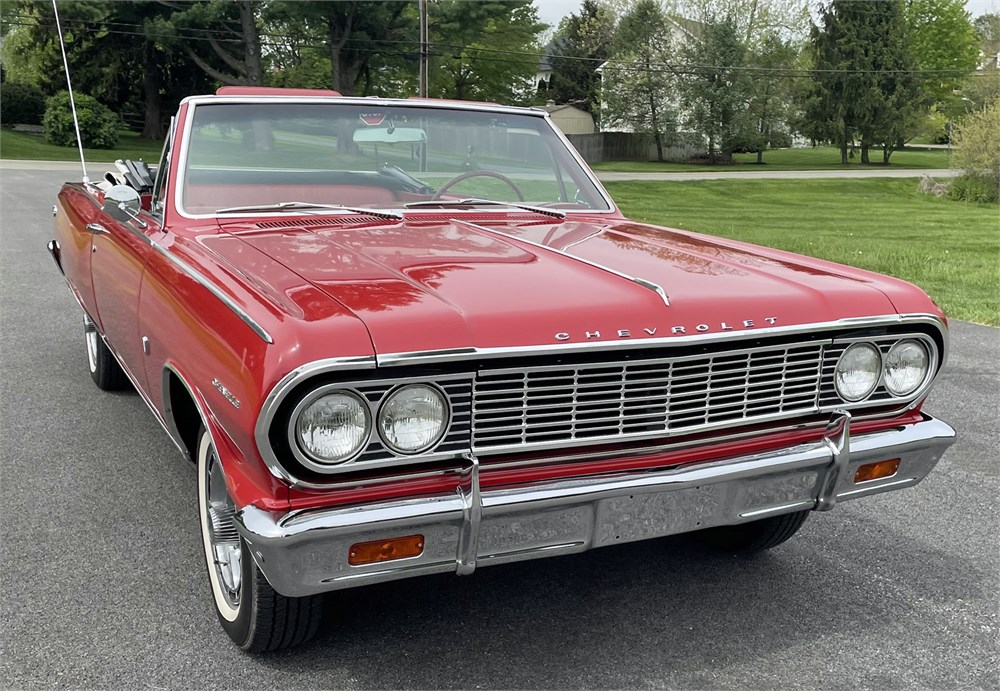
[151,243,273,344]
[375,313,947,367]
[817,411,850,511]
[457,219,669,307]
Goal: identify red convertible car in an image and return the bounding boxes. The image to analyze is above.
[50,87,955,652]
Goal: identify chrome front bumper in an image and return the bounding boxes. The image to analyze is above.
[236,413,955,597]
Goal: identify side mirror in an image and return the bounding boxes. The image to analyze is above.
[103,185,147,228]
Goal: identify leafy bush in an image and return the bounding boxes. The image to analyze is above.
[43,91,120,149]
[948,174,999,204]
[948,100,999,204]
[1,82,46,125]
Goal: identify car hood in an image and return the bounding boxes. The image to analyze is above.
[217,215,917,355]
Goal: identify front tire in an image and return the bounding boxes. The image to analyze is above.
[695,510,810,554]
[83,314,129,391]
[196,428,324,652]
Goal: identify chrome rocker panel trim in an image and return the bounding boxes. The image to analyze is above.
[236,412,955,598]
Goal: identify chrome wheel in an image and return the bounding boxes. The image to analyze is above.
[198,432,242,619]
[84,315,98,374]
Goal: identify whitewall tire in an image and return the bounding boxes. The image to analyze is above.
[196,428,325,651]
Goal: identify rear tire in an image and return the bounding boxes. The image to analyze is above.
[696,510,809,554]
[196,428,324,652]
[84,314,129,391]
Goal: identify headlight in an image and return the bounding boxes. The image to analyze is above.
[378,384,449,454]
[883,339,929,396]
[835,343,881,401]
[294,391,370,463]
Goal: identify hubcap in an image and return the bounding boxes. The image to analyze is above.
[83,315,98,373]
[204,445,242,608]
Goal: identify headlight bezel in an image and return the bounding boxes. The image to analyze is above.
[828,333,939,407]
[287,387,373,469]
[834,342,883,402]
[377,382,452,455]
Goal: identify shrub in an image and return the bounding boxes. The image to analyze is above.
[948,100,999,204]
[0,82,46,125]
[43,91,120,149]
[948,174,999,204]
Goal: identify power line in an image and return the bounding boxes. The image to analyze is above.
[4,14,993,79]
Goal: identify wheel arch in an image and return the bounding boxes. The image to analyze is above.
[162,363,211,464]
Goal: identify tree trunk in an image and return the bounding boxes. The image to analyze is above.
[238,1,263,86]
[883,145,892,164]
[756,149,763,164]
[140,43,164,141]
[861,142,870,165]
[840,120,849,164]
[648,90,663,162]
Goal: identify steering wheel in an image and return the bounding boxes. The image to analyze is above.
[431,170,525,201]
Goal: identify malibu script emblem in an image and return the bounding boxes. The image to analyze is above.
[555,317,778,342]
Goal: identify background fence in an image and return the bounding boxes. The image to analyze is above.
[566,132,700,163]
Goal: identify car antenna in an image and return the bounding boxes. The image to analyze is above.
[51,0,89,184]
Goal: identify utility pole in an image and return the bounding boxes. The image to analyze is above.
[419,0,428,98]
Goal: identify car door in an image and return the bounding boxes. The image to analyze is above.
[89,203,159,391]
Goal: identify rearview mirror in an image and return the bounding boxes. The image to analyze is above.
[103,185,147,228]
[353,127,427,145]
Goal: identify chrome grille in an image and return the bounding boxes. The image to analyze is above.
[473,342,826,451]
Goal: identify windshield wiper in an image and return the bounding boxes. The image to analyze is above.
[404,198,567,219]
[215,201,402,221]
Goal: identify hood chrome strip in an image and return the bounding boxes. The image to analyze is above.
[455,219,670,307]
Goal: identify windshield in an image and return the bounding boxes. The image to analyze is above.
[178,102,611,215]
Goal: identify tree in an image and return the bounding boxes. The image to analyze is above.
[680,16,756,162]
[746,32,798,163]
[949,99,1000,204]
[601,0,677,161]
[680,0,810,48]
[805,0,919,165]
[151,1,264,87]
[3,1,198,140]
[906,0,980,107]
[974,13,1000,45]
[544,0,617,114]
[430,1,544,103]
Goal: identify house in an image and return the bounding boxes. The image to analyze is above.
[541,100,595,135]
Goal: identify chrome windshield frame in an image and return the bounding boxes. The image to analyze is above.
[171,95,619,221]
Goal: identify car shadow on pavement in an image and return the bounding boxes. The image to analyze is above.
[255,513,993,688]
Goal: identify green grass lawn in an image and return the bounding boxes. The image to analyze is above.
[0,128,164,162]
[593,146,952,172]
[607,178,999,326]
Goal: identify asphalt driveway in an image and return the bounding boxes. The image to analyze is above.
[1,166,996,689]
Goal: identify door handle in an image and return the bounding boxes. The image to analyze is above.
[86,223,110,235]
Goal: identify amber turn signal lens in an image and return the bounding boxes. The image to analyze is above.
[349,535,424,566]
[854,459,901,483]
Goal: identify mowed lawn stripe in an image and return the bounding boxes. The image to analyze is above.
[607,178,999,326]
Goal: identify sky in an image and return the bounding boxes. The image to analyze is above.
[533,0,1000,29]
